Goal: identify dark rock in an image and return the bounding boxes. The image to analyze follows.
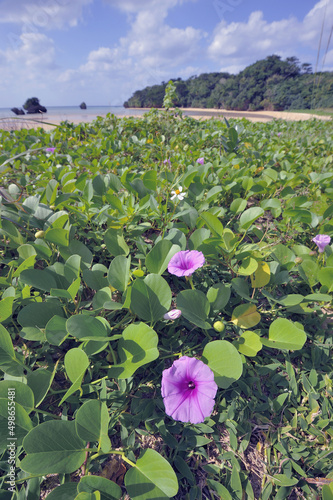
[11,107,25,115]
[80,102,87,109]
[26,104,47,114]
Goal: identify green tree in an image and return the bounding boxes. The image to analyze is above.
[23,97,40,110]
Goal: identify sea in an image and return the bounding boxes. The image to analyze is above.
[0,105,148,121]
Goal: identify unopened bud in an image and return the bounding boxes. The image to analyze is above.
[35,231,45,239]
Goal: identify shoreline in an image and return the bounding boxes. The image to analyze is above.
[0,107,331,131]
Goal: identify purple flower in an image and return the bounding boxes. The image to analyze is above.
[312,234,331,253]
[277,132,282,137]
[197,157,204,165]
[163,309,182,320]
[163,159,171,164]
[161,356,218,424]
[168,250,205,277]
[45,147,55,153]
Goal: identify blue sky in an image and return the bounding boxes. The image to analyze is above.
[0,0,332,108]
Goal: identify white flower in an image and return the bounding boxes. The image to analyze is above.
[170,186,186,201]
[163,309,182,320]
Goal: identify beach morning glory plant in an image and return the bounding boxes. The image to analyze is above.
[197,157,204,164]
[168,250,205,277]
[161,356,218,424]
[312,234,331,253]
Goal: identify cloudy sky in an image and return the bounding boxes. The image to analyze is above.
[0,0,332,108]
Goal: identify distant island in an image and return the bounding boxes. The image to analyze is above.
[124,55,333,111]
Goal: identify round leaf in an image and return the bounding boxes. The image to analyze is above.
[78,476,122,500]
[146,240,180,275]
[107,255,131,292]
[234,331,262,357]
[202,340,243,389]
[177,289,210,329]
[125,449,178,499]
[108,322,159,379]
[21,420,86,474]
[239,207,264,230]
[130,274,171,323]
[261,318,307,351]
[231,304,261,329]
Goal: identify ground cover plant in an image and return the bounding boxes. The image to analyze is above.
[0,106,332,500]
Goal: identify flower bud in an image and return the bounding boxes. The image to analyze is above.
[164,309,182,321]
[35,231,45,239]
[132,269,145,277]
[213,321,225,333]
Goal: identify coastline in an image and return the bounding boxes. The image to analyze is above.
[0,107,330,131]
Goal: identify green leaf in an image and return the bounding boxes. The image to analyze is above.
[145,240,180,275]
[202,340,243,389]
[0,399,33,448]
[45,228,70,247]
[45,315,68,346]
[237,257,258,276]
[27,368,54,407]
[104,229,129,256]
[0,297,14,323]
[322,482,333,500]
[261,318,307,350]
[77,476,122,500]
[17,301,65,328]
[230,198,247,214]
[207,479,232,500]
[272,244,296,270]
[108,322,159,379]
[0,381,34,413]
[239,207,264,230]
[231,303,261,329]
[0,324,25,376]
[200,212,223,237]
[43,483,78,499]
[20,269,57,292]
[107,255,131,292]
[21,420,86,474]
[66,315,107,340]
[207,283,231,311]
[59,349,89,405]
[125,449,178,499]
[317,267,333,293]
[272,474,298,487]
[130,274,171,323]
[250,261,271,288]
[177,289,211,329]
[234,331,262,357]
[75,400,111,452]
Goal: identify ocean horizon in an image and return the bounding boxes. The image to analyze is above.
[0,105,148,120]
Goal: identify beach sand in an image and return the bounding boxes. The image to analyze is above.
[0,108,330,131]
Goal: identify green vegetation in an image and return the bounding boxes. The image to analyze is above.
[22,97,41,110]
[124,55,333,111]
[0,109,332,499]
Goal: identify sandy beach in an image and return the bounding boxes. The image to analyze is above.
[0,107,330,131]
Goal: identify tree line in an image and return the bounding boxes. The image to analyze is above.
[123,55,333,111]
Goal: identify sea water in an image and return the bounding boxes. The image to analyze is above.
[0,105,147,121]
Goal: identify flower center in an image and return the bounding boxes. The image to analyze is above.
[188,381,196,390]
[175,189,180,195]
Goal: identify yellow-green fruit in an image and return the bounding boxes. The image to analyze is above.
[35,231,45,239]
[132,269,145,277]
[213,321,225,333]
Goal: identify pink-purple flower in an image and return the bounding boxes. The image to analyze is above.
[163,309,182,320]
[45,147,55,153]
[168,250,205,277]
[161,356,218,424]
[312,234,331,253]
[197,157,204,165]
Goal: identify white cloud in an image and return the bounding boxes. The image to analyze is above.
[207,0,333,72]
[0,0,93,30]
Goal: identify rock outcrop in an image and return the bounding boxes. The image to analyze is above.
[26,104,47,114]
[80,102,87,109]
[11,107,25,115]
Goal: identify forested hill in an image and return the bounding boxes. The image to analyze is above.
[124,55,333,111]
